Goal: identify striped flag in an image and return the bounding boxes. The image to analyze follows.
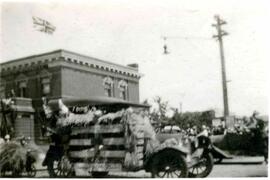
[32,16,56,34]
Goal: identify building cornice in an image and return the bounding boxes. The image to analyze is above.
[0,49,143,79]
[57,61,139,82]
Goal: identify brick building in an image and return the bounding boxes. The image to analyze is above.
[0,49,142,101]
[0,49,142,141]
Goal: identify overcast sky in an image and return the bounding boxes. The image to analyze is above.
[0,0,269,116]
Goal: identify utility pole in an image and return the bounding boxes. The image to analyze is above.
[212,15,230,118]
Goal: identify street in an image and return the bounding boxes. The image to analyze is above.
[209,163,268,177]
[110,161,268,178]
[33,157,268,178]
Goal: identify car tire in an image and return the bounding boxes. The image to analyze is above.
[188,152,214,178]
[151,149,188,178]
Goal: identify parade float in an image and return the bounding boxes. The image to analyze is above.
[41,97,214,178]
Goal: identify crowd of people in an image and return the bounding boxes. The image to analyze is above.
[211,111,268,136]
[157,111,268,149]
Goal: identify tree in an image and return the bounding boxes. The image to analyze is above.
[149,96,169,126]
[145,96,215,130]
[170,109,215,130]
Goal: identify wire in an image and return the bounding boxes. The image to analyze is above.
[182,38,217,63]
[161,35,217,63]
[161,36,211,40]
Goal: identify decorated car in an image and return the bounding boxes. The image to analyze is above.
[41,97,214,178]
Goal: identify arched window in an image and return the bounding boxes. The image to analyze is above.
[118,80,128,100]
[40,70,52,96]
[41,77,51,96]
[16,74,28,98]
[103,77,114,97]
[18,81,27,97]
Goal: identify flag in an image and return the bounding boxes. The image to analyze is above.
[32,16,56,34]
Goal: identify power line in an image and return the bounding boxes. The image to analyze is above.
[160,15,230,120]
[161,35,212,55]
[161,35,217,65]
[161,35,211,40]
[182,37,217,63]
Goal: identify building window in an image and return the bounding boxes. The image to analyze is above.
[120,87,127,100]
[104,82,112,97]
[118,80,128,100]
[41,77,51,96]
[18,80,27,97]
[0,79,5,98]
[16,73,28,98]
[103,77,114,97]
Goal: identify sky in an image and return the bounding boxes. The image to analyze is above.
[0,0,269,116]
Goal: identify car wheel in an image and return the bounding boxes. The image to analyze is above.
[151,149,188,178]
[48,156,73,177]
[47,159,60,177]
[188,152,214,178]
[27,165,37,177]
